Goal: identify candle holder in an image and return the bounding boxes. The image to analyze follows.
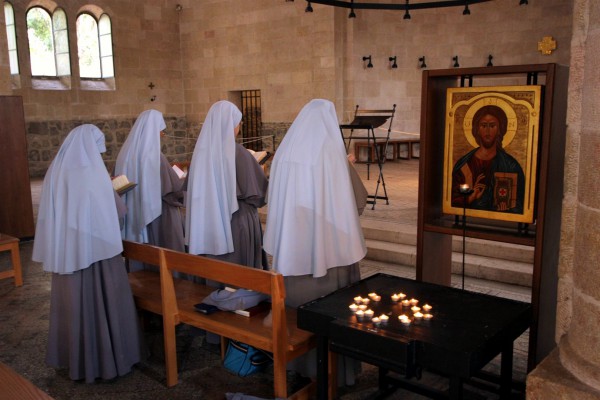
[459,185,475,290]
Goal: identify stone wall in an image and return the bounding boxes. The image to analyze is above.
[27,116,194,177]
[26,117,282,178]
[527,0,600,397]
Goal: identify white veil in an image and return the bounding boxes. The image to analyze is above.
[264,99,366,277]
[185,100,241,255]
[32,125,123,274]
[114,109,164,242]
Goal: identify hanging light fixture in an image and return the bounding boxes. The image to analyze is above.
[305,1,313,12]
[404,0,411,19]
[463,1,471,15]
[300,0,525,15]
[363,55,373,68]
[389,56,398,69]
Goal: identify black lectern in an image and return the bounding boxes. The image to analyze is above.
[340,104,396,209]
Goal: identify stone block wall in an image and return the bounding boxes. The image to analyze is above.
[27,116,195,178]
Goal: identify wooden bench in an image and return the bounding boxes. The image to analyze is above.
[122,241,318,399]
[353,138,420,162]
[0,233,23,287]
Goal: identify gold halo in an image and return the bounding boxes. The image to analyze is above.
[463,97,518,148]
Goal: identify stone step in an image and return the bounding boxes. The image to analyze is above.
[364,238,533,288]
[261,209,533,287]
[358,258,532,302]
[360,219,533,264]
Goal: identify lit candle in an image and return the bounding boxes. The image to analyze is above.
[368,292,377,299]
[401,299,410,307]
[349,304,358,312]
[398,292,406,299]
[358,304,368,311]
[372,295,381,302]
[361,298,370,305]
[459,183,471,194]
[422,304,432,312]
[355,310,364,320]
[364,309,374,319]
[391,294,400,302]
[413,311,424,319]
[424,313,433,320]
[411,306,421,313]
[399,315,411,325]
[372,317,381,326]
[409,298,419,306]
[379,314,389,324]
[354,296,363,304]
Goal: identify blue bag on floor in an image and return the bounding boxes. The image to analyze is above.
[223,340,272,377]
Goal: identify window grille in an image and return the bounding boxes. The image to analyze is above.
[241,90,262,151]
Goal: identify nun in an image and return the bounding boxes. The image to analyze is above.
[114,109,185,264]
[185,100,268,269]
[263,99,367,385]
[32,124,143,383]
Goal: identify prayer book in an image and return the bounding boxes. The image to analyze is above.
[233,302,270,317]
[111,175,137,195]
[246,149,272,165]
[172,164,186,179]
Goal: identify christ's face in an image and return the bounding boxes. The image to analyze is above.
[477,114,500,149]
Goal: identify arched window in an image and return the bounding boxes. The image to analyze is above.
[76,12,113,79]
[3,1,19,74]
[26,6,70,77]
[53,8,70,76]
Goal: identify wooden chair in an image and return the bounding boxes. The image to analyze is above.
[0,233,23,287]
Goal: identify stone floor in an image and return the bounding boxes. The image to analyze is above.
[0,158,530,399]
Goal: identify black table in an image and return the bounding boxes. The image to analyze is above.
[297,273,531,399]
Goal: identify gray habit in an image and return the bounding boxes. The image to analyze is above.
[46,192,143,383]
[147,153,185,252]
[282,164,367,386]
[203,143,268,269]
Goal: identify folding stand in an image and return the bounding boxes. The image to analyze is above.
[340,104,396,209]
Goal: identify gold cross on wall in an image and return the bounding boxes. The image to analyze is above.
[538,36,557,55]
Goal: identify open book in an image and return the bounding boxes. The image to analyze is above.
[172,164,186,179]
[111,175,137,195]
[246,149,272,165]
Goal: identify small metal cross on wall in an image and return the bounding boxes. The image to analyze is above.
[537,36,557,55]
[148,82,155,90]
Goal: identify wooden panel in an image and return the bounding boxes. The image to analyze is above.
[416,64,569,372]
[0,362,53,399]
[0,96,34,239]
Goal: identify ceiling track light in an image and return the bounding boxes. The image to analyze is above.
[463,2,470,15]
[363,55,373,68]
[389,56,398,69]
[305,1,313,12]
[294,1,528,15]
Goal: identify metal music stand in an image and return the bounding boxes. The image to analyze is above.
[340,104,396,209]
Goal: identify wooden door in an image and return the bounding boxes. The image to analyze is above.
[0,96,34,239]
